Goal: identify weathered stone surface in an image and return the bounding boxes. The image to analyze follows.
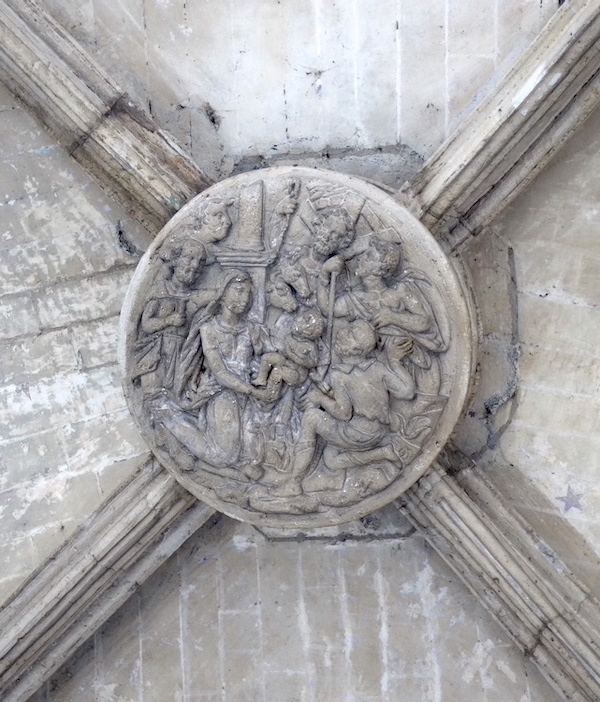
[35,266,135,329]
[121,167,474,527]
[43,518,563,702]
[0,83,150,604]
[0,294,41,339]
[0,328,77,386]
[495,103,600,556]
[4,2,600,701]
[233,144,425,193]
[452,230,519,457]
[0,458,216,702]
[0,0,213,233]
[41,0,555,164]
[400,460,600,701]
[408,1,600,246]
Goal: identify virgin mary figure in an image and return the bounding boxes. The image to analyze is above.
[156,269,278,478]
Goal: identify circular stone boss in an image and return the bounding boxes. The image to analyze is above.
[120,167,475,528]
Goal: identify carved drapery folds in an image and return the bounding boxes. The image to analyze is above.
[121,167,474,527]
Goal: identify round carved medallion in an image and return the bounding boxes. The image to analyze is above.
[120,167,474,528]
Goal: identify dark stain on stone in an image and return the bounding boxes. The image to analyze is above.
[116,220,144,259]
[204,102,221,129]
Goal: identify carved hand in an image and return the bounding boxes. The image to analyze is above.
[251,385,281,403]
[321,255,344,278]
[167,312,186,327]
[372,309,397,328]
[276,196,298,215]
[389,338,414,361]
[298,387,325,411]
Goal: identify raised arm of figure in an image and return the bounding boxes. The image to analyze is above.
[308,374,353,422]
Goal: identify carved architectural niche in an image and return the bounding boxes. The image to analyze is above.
[120,168,474,528]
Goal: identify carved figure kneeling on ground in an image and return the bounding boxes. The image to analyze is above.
[272,319,416,497]
[253,307,325,393]
[155,269,279,479]
[318,235,446,393]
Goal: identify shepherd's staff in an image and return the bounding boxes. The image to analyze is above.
[326,270,338,363]
[312,268,338,394]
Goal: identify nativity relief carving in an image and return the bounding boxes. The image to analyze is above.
[121,167,474,528]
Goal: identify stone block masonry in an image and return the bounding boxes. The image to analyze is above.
[0,83,149,603]
[41,0,556,164]
[39,518,563,702]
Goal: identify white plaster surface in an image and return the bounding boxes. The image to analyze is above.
[33,518,562,702]
[42,0,556,169]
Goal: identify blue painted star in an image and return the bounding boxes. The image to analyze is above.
[556,485,584,513]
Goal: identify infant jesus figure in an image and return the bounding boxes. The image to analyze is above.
[253,308,325,393]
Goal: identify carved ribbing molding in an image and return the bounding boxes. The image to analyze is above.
[399,463,600,702]
[407,0,600,246]
[0,0,212,233]
[0,458,216,702]
[1,1,600,700]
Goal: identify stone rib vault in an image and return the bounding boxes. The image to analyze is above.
[1,1,600,700]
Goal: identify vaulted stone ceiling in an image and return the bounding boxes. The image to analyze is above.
[2,1,600,700]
